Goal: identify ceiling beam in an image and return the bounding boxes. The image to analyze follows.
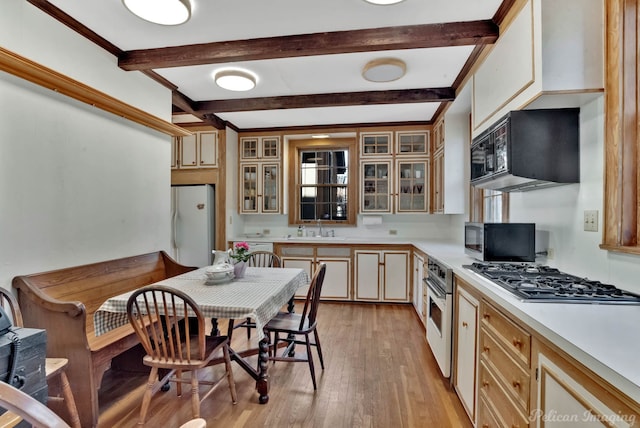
[118,20,499,71]
[193,88,455,114]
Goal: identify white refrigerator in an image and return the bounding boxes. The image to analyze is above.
[171,185,215,267]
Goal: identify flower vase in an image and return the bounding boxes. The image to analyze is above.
[234,261,247,279]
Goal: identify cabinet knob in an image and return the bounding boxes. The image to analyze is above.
[512,380,521,389]
[483,345,490,353]
[192,161,196,165]
[483,313,490,320]
[482,380,489,388]
[462,321,468,328]
[512,338,522,348]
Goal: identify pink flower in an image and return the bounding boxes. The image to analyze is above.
[235,242,250,251]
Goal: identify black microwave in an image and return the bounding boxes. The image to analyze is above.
[465,222,535,262]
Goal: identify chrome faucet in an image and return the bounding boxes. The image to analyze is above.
[317,219,324,238]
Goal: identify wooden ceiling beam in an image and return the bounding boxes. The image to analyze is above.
[193,88,455,114]
[118,20,499,71]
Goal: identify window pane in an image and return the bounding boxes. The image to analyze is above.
[299,149,349,221]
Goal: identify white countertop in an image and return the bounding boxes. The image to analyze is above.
[232,235,640,403]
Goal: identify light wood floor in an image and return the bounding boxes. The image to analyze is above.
[97,303,472,428]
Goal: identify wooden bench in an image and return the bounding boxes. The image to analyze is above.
[12,251,196,428]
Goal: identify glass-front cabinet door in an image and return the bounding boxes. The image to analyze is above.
[261,164,280,213]
[396,160,428,213]
[241,164,258,213]
[396,132,429,156]
[240,163,281,214]
[360,132,392,156]
[361,161,392,213]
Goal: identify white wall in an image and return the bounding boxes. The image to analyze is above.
[510,96,640,294]
[0,2,172,289]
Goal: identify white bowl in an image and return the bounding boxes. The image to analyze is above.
[205,264,234,284]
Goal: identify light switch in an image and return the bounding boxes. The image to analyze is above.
[584,210,598,232]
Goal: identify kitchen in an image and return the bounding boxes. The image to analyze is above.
[1,0,640,427]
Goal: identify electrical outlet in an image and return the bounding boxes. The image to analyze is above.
[584,210,598,232]
[262,229,270,235]
[547,248,554,259]
[389,229,397,235]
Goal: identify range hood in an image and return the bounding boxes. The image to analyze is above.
[470,109,580,192]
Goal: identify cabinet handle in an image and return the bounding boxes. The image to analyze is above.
[512,338,522,348]
[512,380,521,389]
[462,321,468,328]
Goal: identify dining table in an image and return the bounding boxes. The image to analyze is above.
[93,266,309,404]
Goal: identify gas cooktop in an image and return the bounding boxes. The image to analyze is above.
[464,262,640,304]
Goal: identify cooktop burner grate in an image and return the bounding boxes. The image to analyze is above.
[463,262,640,304]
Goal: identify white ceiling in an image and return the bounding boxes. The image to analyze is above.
[46,0,504,129]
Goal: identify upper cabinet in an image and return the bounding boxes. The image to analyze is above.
[239,135,283,214]
[240,136,281,161]
[172,131,218,169]
[359,129,430,214]
[472,0,604,136]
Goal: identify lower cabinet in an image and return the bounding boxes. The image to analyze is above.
[453,274,640,428]
[478,300,531,428]
[454,278,480,422]
[532,339,640,428]
[353,249,410,302]
[276,244,350,300]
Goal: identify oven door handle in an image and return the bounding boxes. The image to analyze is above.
[425,277,447,300]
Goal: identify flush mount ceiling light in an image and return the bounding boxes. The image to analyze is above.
[123,0,191,26]
[362,58,407,83]
[362,0,406,5]
[214,70,257,92]
[311,134,330,139]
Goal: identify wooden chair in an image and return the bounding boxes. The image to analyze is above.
[234,251,282,339]
[0,380,70,428]
[126,285,237,425]
[263,263,326,390]
[0,288,80,428]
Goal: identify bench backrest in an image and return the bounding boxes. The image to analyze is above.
[16,252,184,335]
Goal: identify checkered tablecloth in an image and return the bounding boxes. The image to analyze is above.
[93,267,309,340]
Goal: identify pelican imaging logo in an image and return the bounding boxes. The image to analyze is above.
[530,409,637,426]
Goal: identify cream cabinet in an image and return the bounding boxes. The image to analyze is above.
[354,249,410,302]
[412,252,425,324]
[532,340,640,428]
[172,131,218,170]
[239,136,280,161]
[454,278,480,423]
[239,163,280,214]
[472,0,603,136]
[431,118,444,214]
[276,244,350,300]
[239,135,282,214]
[359,130,429,214]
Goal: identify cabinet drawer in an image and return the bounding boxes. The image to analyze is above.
[481,302,531,365]
[478,395,502,428]
[480,328,530,412]
[317,247,351,257]
[479,361,530,428]
[279,246,314,257]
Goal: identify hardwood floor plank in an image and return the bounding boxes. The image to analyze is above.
[97,303,472,427]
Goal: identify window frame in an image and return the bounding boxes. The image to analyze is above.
[287,138,358,226]
[601,0,640,254]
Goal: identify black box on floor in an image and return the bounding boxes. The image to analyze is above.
[0,327,47,425]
